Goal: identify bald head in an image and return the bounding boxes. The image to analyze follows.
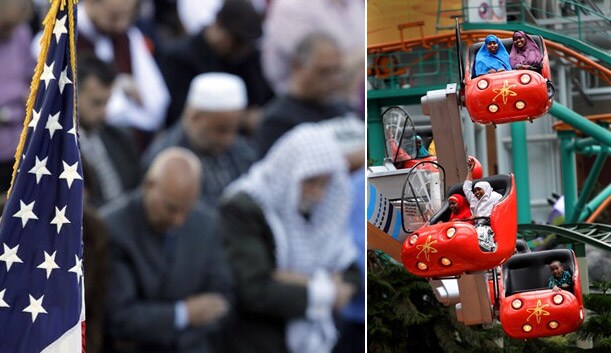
[146,147,202,187]
[143,148,202,233]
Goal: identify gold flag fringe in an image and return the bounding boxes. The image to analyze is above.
[6,0,79,199]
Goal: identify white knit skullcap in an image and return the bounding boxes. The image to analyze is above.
[318,115,365,154]
[186,72,247,111]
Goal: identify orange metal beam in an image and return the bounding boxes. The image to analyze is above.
[367,222,403,263]
[586,195,611,223]
[552,114,611,132]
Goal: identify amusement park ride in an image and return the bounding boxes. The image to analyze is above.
[368,21,587,340]
[463,35,555,125]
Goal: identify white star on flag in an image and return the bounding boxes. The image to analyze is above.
[68,255,83,283]
[0,244,23,271]
[50,206,71,234]
[17,154,25,173]
[52,15,67,43]
[28,109,41,130]
[45,112,63,139]
[28,156,52,184]
[22,295,48,323]
[67,124,77,141]
[0,289,9,308]
[12,200,38,228]
[40,62,55,89]
[58,66,72,94]
[0,2,84,350]
[58,161,82,189]
[37,251,60,279]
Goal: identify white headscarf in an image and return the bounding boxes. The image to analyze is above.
[468,181,503,217]
[225,124,356,353]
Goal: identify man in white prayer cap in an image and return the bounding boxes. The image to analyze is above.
[143,72,257,208]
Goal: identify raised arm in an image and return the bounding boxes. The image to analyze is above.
[463,157,477,204]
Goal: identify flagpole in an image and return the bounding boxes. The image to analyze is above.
[7,0,80,199]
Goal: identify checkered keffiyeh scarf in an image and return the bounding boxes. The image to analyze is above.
[226,124,356,353]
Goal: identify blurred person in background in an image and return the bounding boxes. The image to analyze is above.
[256,32,360,158]
[143,72,257,208]
[262,0,364,104]
[78,0,170,143]
[0,0,35,192]
[77,56,142,208]
[101,147,233,353]
[176,0,269,36]
[160,0,273,134]
[219,124,361,353]
[318,117,366,353]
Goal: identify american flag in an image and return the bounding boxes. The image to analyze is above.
[0,1,84,352]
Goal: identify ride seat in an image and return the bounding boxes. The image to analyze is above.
[429,174,512,224]
[502,249,576,297]
[515,239,531,254]
[468,35,545,77]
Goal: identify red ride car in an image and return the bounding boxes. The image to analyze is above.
[499,249,584,339]
[464,35,554,125]
[402,174,517,278]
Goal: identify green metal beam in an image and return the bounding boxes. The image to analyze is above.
[367,85,446,100]
[569,149,607,222]
[517,223,611,253]
[572,137,597,150]
[558,131,578,222]
[579,183,611,222]
[462,22,611,64]
[367,99,385,166]
[576,145,611,156]
[511,122,531,223]
[550,103,611,148]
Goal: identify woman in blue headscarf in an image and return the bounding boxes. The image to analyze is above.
[474,35,512,77]
[416,135,429,158]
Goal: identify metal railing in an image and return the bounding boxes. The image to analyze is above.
[367,46,459,92]
[459,0,611,47]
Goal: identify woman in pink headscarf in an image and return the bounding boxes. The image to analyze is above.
[509,31,543,71]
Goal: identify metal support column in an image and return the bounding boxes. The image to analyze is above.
[421,84,468,185]
[367,99,386,166]
[570,149,608,223]
[511,122,532,223]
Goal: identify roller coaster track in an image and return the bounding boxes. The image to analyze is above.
[367,29,611,85]
[517,223,611,252]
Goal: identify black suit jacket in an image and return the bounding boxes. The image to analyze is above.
[218,192,361,353]
[82,126,142,207]
[159,30,274,127]
[101,192,233,353]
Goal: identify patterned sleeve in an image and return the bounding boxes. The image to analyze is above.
[565,271,573,286]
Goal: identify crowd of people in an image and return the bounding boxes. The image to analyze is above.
[0,0,365,352]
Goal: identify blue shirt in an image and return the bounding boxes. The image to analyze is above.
[341,170,365,323]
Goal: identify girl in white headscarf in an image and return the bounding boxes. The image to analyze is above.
[463,157,503,252]
[220,123,359,353]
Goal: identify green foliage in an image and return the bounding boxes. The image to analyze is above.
[583,293,611,314]
[367,157,379,167]
[367,250,503,353]
[368,251,611,352]
[590,275,610,295]
[578,293,611,343]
